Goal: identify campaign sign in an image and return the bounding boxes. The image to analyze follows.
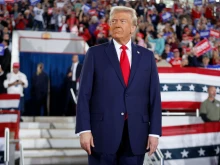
[29,0,40,5]
[0,44,4,56]
[194,0,202,6]
[194,39,212,57]
[210,29,220,38]
[208,0,216,3]
[175,8,184,14]
[162,12,172,22]
[199,30,210,38]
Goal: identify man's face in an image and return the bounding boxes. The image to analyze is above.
[165,45,170,52]
[13,68,19,74]
[72,55,78,63]
[109,11,135,42]
[174,52,179,58]
[203,57,210,65]
[208,87,216,98]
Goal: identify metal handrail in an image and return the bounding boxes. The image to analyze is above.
[4,128,25,165]
[144,148,164,165]
[20,142,25,165]
[4,128,9,165]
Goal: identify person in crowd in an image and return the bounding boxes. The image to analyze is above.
[162,44,173,62]
[3,63,28,121]
[0,39,11,74]
[156,53,172,67]
[31,63,49,116]
[169,48,182,67]
[202,55,210,68]
[200,86,220,122]
[15,12,27,30]
[148,31,165,56]
[0,65,6,94]
[64,55,82,116]
[136,32,146,48]
[33,3,44,31]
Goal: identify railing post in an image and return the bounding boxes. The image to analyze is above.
[20,142,24,165]
[196,109,200,117]
[4,128,9,165]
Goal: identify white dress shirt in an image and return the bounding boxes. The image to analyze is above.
[79,39,159,138]
[4,71,28,97]
[71,62,79,81]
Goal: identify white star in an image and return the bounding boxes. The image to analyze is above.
[198,148,205,156]
[189,84,195,91]
[181,149,189,158]
[162,84,169,91]
[164,150,172,159]
[216,87,220,94]
[176,84,182,91]
[202,86,208,92]
[215,146,220,155]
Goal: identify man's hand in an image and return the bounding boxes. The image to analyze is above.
[18,80,24,85]
[147,136,159,156]
[80,132,94,155]
[68,72,72,77]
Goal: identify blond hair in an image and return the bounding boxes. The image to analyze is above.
[109,6,137,26]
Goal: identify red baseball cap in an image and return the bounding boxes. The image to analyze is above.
[182,34,187,38]
[13,62,20,68]
[173,49,179,52]
[136,32,144,39]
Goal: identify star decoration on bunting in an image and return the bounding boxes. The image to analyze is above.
[181,149,189,158]
[202,86,208,92]
[189,84,195,91]
[176,84,182,91]
[164,150,172,159]
[162,84,169,91]
[215,146,220,155]
[198,148,205,156]
[216,87,220,94]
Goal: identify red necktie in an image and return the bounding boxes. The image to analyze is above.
[120,45,130,120]
[120,45,130,86]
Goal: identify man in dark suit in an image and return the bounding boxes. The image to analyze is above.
[0,65,6,94]
[75,6,161,165]
[0,39,11,74]
[64,55,82,116]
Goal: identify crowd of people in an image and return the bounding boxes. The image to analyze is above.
[0,0,220,116]
[0,0,220,69]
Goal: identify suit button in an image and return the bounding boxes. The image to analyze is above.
[121,112,124,116]
[125,94,128,97]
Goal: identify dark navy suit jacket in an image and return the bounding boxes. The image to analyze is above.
[75,40,162,155]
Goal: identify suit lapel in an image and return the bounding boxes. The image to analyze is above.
[105,41,126,88]
[128,43,141,87]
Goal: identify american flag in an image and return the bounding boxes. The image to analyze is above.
[160,122,220,165]
[0,94,20,164]
[159,68,220,110]
[0,110,20,164]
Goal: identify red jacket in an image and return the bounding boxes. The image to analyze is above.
[204,7,213,19]
[191,9,201,20]
[78,29,91,42]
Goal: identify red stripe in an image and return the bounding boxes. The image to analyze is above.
[0,94,20,100]
[158,67,220,76]
[0,123,18,137]
[0,110,19,115]
[162,102,201,110]
[162,122,220,136]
